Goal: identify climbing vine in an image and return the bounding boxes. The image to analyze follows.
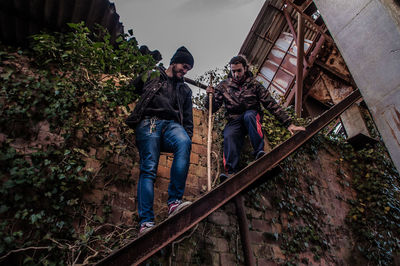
[0,23,156,264]
[1,21,399,265]
[193,63,400,264]
[250,106,400,264]
[340,108,400,264]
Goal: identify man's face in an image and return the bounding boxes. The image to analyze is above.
[230,63,247,82]
[172,63,192,79]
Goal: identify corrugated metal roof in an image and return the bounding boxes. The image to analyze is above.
[239,0,330,102]
[0,0,123,46]
[240,0,321,68]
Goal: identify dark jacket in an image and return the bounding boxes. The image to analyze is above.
[205,71,292,126]
[126,67,193,138]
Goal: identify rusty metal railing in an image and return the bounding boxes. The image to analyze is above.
[96,89,361,266]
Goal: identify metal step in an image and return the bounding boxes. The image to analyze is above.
[96,89,362,266]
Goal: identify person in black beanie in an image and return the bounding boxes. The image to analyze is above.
[126,46,194,235]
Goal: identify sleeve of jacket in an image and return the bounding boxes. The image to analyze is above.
[125,75,146,128]
[183,88,194,139]
[129,74,145,94]
[204,82,224,113]
[257,82,292,127]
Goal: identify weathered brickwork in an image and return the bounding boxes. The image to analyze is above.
[4,104,362,264]
[80,108,218,227]
[155,146,360,265]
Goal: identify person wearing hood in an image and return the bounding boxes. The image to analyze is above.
[205,55,305,180]
[126,46,194,235]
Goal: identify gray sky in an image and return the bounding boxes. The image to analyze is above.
[113,0,265,79]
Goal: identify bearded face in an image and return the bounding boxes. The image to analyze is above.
[230,63,247,83]
[172,63,192,79]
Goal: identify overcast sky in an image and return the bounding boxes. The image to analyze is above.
[113,0,265,80]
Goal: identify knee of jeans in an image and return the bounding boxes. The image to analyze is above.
[140,161,158,176]
[178,136,192,151]
[140,170,157,182]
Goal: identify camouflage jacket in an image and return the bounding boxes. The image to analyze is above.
[205,71,292,126]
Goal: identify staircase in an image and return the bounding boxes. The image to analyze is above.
[96,89,361,266]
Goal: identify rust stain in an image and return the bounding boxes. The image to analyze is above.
[394,107,400,131]
[387,124,400,146]
[385,106,400,146]
[321,74,352,104]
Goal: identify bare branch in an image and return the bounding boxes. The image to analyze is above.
[0,246,50,261]
[171,224,199,257]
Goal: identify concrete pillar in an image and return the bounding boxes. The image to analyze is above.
[314,0,400,171]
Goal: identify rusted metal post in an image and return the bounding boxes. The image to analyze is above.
[284,33,326,107]
[234,195,256,266]
[295,12,305,117]
[283,7,309,67]
[283,0,333,43]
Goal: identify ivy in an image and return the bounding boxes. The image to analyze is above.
[247,104,400,264]
[0,144,88,256]
[0,22,156,264]
[343,142,400,265]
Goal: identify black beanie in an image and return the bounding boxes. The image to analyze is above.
[170,46,194,68]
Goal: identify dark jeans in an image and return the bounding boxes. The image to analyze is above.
[135,119,192,225]
[223,110,264,174]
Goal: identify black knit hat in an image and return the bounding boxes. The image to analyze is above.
[170,46,194,68]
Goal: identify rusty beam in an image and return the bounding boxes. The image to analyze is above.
[234,195,256,266]
[295,12,305,117]
[324,118,341,136]
[314,59,352,85]
[283,0,333,43]
[282,7,310,67]
[284,33,326,107]
[95,89,362,266]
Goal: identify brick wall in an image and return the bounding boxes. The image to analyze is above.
[151,145,359,265]
[82,108,219,227]
[3,103,361,264]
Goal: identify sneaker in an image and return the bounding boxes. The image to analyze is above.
[168,200,192,217]
[256,150,266,160]
[138,222,155,236]
[219,173,231,182]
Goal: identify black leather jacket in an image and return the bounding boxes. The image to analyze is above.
[125,67,193,138]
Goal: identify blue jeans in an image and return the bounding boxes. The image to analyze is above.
[223,110,264,174]
[135,119,192,225]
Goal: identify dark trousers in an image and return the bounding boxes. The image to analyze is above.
[223,110,264,174]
